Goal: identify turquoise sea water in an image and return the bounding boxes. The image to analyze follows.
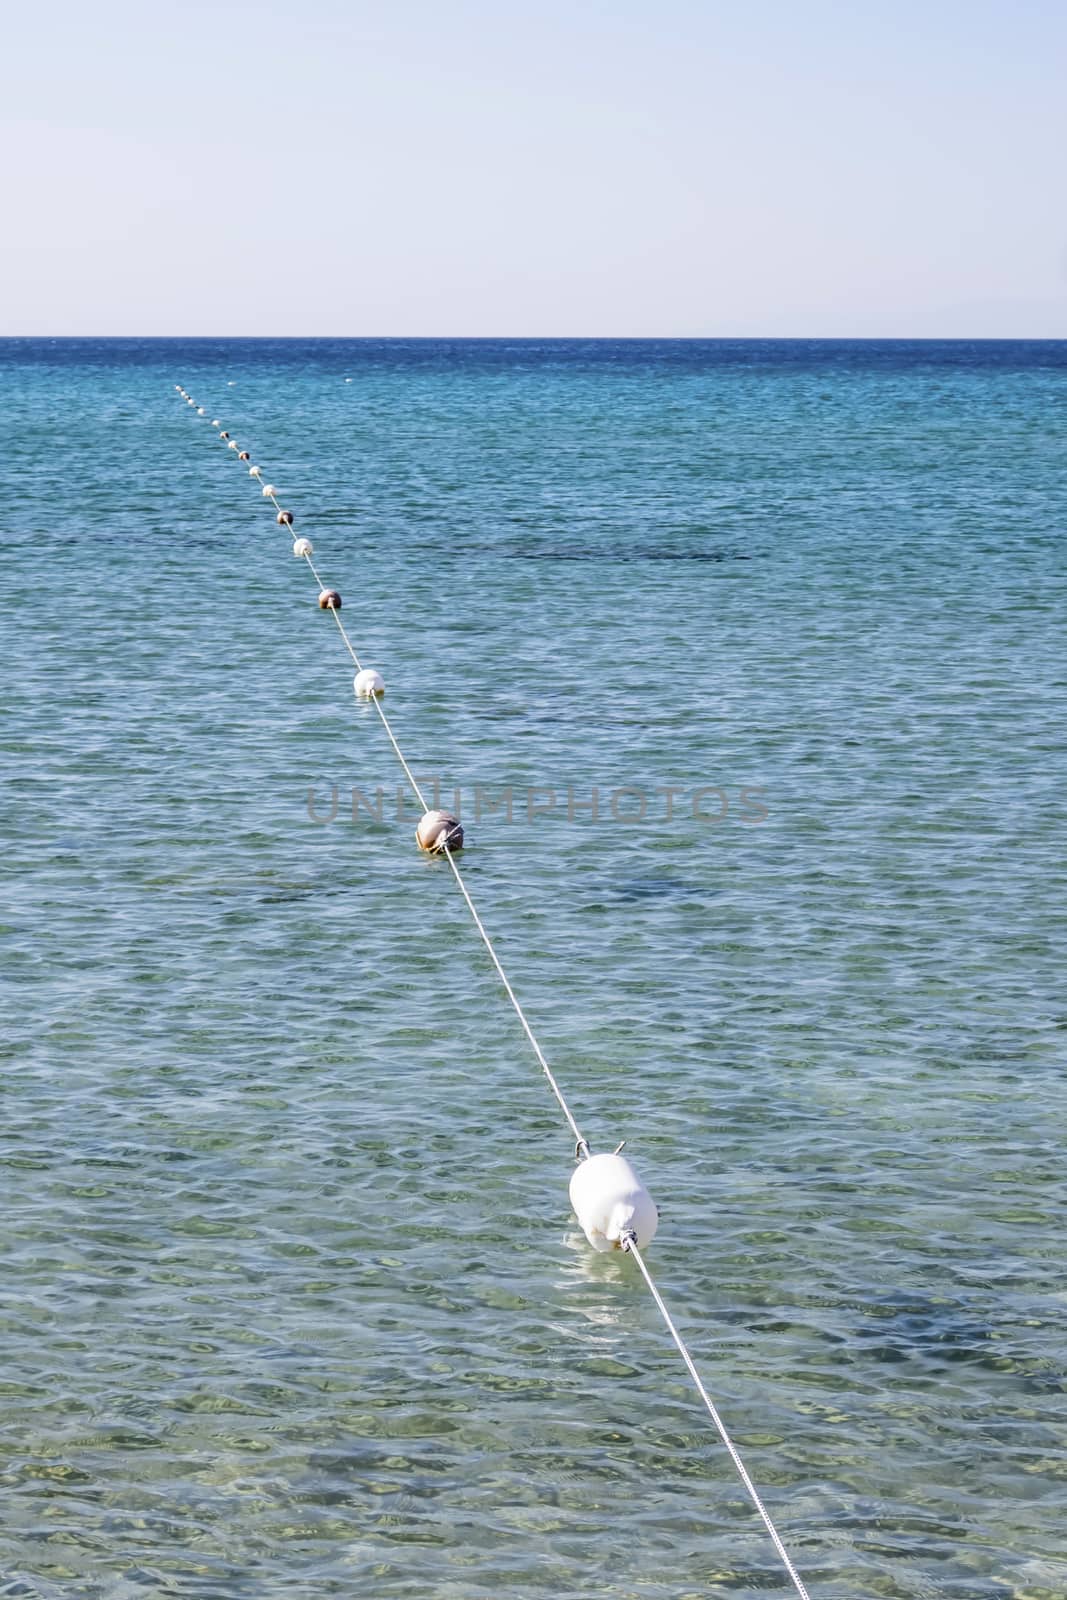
[2,338,1066,1600]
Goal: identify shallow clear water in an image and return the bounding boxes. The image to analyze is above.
[2,338,1066,1599]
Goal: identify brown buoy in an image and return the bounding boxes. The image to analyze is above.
[238,451,250,461]
[416,810,464,853]
[276,509,293,526]
[318,589,342,610]
[219,431,229,440]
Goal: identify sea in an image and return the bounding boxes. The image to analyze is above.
[2,338,1065,1600]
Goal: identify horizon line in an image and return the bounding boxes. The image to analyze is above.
[3,332,1067,344]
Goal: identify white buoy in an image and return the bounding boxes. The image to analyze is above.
[262,484,276,497]
[569,1152,658,1252]
[354,668,385,697]
[197,407,206,415]
[228,440,239,451]
[249,465,261,478]
[212,419,220,427]
[292,537,313,557]
[416,810,463,852]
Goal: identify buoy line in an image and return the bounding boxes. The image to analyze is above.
[172,384,814,1599]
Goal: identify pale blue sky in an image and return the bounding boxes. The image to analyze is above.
[4,0,1065,335]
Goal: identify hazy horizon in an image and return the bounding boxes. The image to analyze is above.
[8,332,1067,345]
[7,333,1067,343]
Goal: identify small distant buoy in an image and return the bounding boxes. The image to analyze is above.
[212,419,220,428]
[262,484,276,497]
[238,451,250,461]
[228,441,239,451]
[187,398,195,406]
[276,509,293,525]
[416,810,463,853]
[293,537,313,557]
[175,385,182,392]
[354,668,385,697]
[197,407,206,415]
[345,377,352,383]
[569,1153,659,1253]
[249,465,261,478]
[318,589,342,610]
[219,431,229,440]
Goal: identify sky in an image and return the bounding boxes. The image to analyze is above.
[3,0,1066,336]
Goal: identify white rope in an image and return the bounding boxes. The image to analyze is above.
[176,387,815,1596]
[439,842,588,1153]
[368,693,433,818]
[624,1236,811,1600]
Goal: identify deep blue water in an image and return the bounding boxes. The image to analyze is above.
[2,339,1066,1599]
